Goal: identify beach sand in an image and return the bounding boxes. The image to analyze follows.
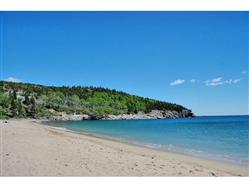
[0,119,248,176]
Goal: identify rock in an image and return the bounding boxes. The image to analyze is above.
[91,115,103,120]
[82,114,91,120]
[45,109,193,121]
[102,110,193,120]
[48,113,91,121]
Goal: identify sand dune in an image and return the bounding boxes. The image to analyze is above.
[0,119,247,176]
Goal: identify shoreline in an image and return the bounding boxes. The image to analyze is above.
[1,119,248,176]
[38,109,194,121]
[41,120,246,167]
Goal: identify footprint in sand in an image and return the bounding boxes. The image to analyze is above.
[189,170,194,174]
[210,172,217,176]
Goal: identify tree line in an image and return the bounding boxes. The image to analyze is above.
[0,81,193,119]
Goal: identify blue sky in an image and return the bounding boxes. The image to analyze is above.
[0,12,248,115]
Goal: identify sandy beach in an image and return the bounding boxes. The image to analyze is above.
[0,119,248,176]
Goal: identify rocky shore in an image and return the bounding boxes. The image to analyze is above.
[44,110,193,121]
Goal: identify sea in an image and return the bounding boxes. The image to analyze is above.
[43,115,249,165]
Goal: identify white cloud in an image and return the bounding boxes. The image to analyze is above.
[205,77,241,87]
[241,70,247,75]
[169,76,241,87]
[4,77,21,83]
[224,79,241,84]
[211,77,222,82]
[232,79,241,84]
[170,79,185,86]
[205,80,223,86]
[224,79,233,84]
[205,77,223,86]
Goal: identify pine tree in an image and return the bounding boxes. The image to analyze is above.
[10,90,18,117]
[10,98,18,117]
[30,96,36,118]
[23,93,30,106]
[17,99,26,117]
[12,89,17,100]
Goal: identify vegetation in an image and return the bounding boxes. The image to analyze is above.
[0,81,193,119]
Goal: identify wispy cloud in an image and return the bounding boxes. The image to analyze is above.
[205,77,241,87]
[170,79,185,86]
[204,77,223,86]
[170,74,242,87]
[241,70,247,75]
[205,81,223,86]
[211,77,222,83]
[4,77,21,83]
[231,79,241,84]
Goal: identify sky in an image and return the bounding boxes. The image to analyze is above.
[0,12,248,115]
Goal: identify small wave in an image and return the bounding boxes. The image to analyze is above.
[141,143,248,165]
[46,126,68,131]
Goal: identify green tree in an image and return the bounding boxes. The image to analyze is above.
[0,106,7,119]
[10,98,18,117]
[16,99,26,117]
[23,93,30,106]
[12,89,17,100]
[30,97,36,118]
[9,90,18,117]
[0,91,10,109]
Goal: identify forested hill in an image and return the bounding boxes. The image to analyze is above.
[0,81,194,119]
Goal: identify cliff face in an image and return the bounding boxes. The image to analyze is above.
[102,110,193,120]
[43,110,193,121]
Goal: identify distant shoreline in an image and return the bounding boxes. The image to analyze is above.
[1,119,247,176]
[0,81,194,120]
[38,110,195,121]
[196,115,249,117]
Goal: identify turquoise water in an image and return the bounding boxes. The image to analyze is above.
[44,116,249,165]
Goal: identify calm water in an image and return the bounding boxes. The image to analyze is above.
[44,116,249,165]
